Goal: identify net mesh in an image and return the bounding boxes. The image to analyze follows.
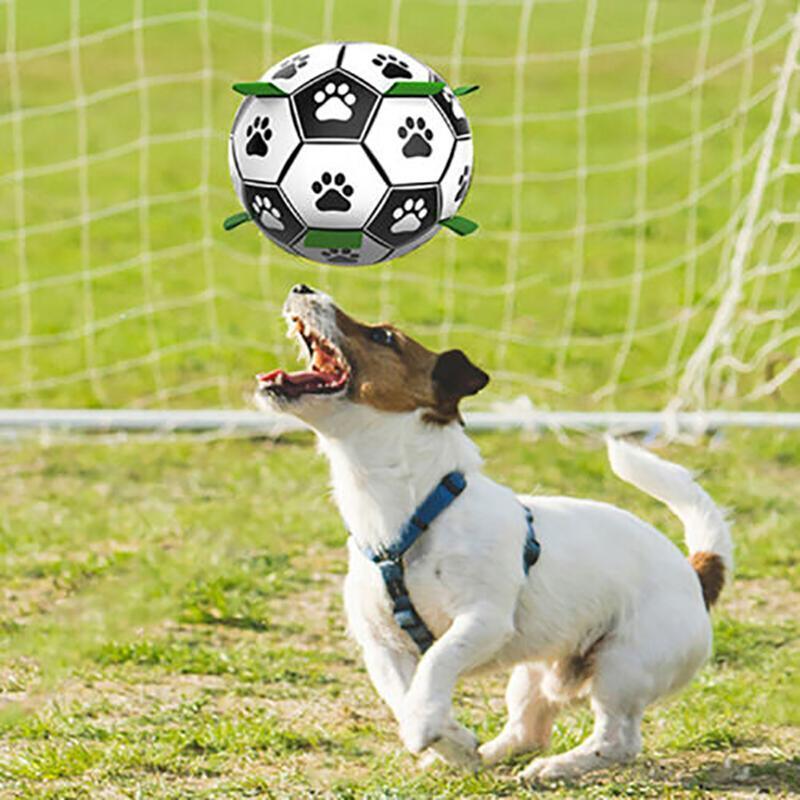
[1,0,798,414]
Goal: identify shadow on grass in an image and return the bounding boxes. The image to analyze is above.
[506,753,800,797]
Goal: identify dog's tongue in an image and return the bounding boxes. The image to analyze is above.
[257,369,341,397]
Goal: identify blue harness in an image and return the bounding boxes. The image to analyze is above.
[354,471,541,654]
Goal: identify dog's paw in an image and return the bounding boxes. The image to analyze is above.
[519,755,563,783]
[431,719,480,770]
[417,750,443,770]
[479,735,514,766]
[401,711,479,770]
[399,711,443,754]
[519,752,599,782]
[480,730,547,766]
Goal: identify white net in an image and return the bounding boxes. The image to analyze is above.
[1,0,798,415]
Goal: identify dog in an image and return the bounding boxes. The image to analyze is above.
[255,284,732,781]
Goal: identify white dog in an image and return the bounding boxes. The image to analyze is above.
[256,284,732,781]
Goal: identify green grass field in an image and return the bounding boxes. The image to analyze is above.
[1,0,798,411]
[2,1,799,797]
[1,430,798,798]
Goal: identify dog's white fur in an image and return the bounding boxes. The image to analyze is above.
[257,289,733,781]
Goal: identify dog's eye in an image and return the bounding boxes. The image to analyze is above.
[369,328,395,348]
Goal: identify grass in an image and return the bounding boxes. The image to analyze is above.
[1,0,799,411]
[1,428,798,798]
[0,1,798,796]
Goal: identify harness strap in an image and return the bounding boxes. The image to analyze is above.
[353,472,541,654]
[358,470,465,653]
[362,470,466,563]
[522,505,541,573]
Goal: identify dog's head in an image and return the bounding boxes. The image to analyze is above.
[256,284,489,427]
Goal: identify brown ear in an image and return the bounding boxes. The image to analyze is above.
[432,349,489,418]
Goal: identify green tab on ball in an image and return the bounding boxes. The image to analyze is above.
[223,211,252,230]
[232,81,287,97]
[304,230,363,249]
[440,216,478,236]
[384,81,446,97]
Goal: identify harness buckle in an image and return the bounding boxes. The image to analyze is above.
[377,559,405,599]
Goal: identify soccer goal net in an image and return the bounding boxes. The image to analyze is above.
[1,0,798,430]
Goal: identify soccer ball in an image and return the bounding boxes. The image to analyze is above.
[228,42,473,266]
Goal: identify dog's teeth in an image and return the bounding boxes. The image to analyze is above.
[274,372,284,385]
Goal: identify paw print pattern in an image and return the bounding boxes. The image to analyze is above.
[372,52,412,80]
[294,70,379,140]
[313,82,357,122]
[390,197,428,234]
[273,53,310,80]
[321,247,359,264]
[245,116,272,157]
[435,84,471,137]
[454,165,471,203]
[312,172,354,212]
[398,117,433,158]
[442,86,467,123]
[242,185,303,245]
[366,186,438,246]
[251,194,284,231]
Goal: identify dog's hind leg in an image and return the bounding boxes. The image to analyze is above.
[519,633,649,782]
[519,643,647,782]
[520,698,643,782]
[479,663,559,765]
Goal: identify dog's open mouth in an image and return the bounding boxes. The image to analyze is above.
[257,317,350,400]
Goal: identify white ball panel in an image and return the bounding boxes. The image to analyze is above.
[262,43,342,93]
[231,96,301,184]
[364,97,455,186]
[341,43,430,92]
[440,138,474,220]
[281,143,387,229]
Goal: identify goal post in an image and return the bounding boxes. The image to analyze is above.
[1,0,798,432]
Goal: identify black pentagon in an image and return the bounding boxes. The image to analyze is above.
[242,183,304,246]
[429,71,471,138]
[367,185,439,248]
[293,69,379,140]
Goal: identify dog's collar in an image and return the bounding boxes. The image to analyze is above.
[353,471,541,654]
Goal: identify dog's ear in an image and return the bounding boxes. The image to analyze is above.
[432,349,489,418]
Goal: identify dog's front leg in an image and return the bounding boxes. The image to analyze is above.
[360,639,417,719]
[358,630,480,769]
[400,607,514,765]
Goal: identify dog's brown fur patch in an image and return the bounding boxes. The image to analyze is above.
[554,634,606,693]
[333,307,487,423]
[689,551,725,609]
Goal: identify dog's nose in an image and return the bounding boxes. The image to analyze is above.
[291,283,315,295]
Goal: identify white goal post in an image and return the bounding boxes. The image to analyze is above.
[1,408,799,438]
[1,1,798,434]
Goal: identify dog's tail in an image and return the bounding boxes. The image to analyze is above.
[606,437,732,609]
